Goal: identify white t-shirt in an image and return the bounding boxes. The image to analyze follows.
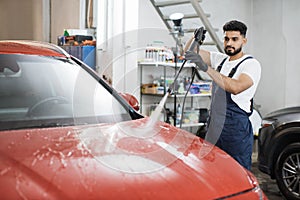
[210,51,261,113]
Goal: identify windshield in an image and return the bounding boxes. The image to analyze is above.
[0,54,132,130]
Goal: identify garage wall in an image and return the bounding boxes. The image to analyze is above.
[0,0,83,43]
[283,1,300,108]
[251,0,285,116]
[96,0,140,95]
[252,0,300,115]
[50,0,82,43]
[0,0,43,40]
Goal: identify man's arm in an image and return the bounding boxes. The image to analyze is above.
[206,68,253,95]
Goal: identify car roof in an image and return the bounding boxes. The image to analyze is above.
[0,40,70,58]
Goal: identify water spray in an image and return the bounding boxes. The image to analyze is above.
[148,27,207,127]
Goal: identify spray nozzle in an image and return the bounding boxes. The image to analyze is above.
[194,27,206,45]
[189,27,206,52]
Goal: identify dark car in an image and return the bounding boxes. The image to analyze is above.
[258,106,300,200]
[0,40,266,199]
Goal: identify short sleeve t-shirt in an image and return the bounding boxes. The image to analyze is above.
[210,51,261,113]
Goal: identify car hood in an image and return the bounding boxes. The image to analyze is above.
[0,118,255,200]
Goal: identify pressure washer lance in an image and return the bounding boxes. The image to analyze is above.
[167,26,206,94]
[149,27,206,124]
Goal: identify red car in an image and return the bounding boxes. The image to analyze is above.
[0,40,266,199]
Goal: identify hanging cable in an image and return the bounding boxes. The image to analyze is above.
[179,67,197,128]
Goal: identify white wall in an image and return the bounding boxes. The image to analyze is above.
[200,0,254,53]
[283,1,300,108]
[137,0,173,48]
[252,0,300,115]
[96,0,140,97]
[96,0,173,98]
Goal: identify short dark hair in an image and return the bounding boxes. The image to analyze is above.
[223,20,247,37]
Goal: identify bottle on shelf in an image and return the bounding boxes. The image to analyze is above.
[184,77,191,91]
[178,81,185,94]
[176,103,182,125]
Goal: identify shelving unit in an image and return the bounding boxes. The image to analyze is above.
[138,61,211,132]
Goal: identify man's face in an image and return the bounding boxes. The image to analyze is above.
[223,31,247,56]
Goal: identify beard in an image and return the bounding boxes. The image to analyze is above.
[224,46,242,56]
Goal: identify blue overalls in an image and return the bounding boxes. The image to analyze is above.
[206,56,254,170]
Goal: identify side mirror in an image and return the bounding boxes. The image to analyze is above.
[119,93,140,111]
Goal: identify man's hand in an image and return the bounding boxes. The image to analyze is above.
[194,27,206,45]
[185,51,208,72]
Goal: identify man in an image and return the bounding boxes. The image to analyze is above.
[185,20,261,170]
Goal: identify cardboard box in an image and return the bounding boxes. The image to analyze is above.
[141,83,158,94]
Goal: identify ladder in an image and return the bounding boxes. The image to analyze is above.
[149,0,224,53]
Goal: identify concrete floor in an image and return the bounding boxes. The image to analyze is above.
[251,141,285,200]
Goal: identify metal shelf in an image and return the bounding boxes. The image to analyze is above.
[138,61,211,131]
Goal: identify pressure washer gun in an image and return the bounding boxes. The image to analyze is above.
[189,27,207,52]
[167,27,207,94]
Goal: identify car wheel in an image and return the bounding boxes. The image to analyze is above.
[275,143,300,200]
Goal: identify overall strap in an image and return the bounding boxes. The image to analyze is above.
[228,56,253,78]
[216,56,253,76]
[217,57,227,72]
[216,56,254,115]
